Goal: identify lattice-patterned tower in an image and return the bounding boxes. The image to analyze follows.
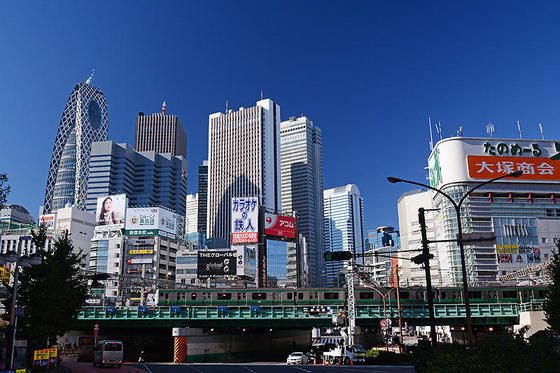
[43,79,108,213]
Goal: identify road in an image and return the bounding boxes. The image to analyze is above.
[64,361,416,373]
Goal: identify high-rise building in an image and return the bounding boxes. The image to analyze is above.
[197,160,208,235]
[185,194,198,234]
[364,226,401,286]
[85,141,187,216]
[427,136,560,285]
[280,116,324,287]
[43,80,108,213]
[134,103,187,158]
[397,189,443,286]
[207,99,281,243]
[323,184,365,287]
[0,205,35,229]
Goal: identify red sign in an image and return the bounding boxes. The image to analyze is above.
[264,213,296,239]
[467,155,560,181]
[231,232,258,244]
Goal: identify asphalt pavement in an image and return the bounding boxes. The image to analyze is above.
[134,363,416,373]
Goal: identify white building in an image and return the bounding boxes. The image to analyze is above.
[280,116,324,287]
[50,205,96,259]
[185,194,198,235]
[397,189,444,286]
[427,136,560,285]
[207,99,282,243]
[323,184,365,287]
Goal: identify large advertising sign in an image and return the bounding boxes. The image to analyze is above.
[96,194,127,228]
[231,197,259,244]
[197,251,237,278]
[39,214,56,230]
[234,244,257,278]
[428,138,560,188]
[125,207,177,238]
[264,213,296,239]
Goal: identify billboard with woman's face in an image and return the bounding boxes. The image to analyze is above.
[96,194,127,228]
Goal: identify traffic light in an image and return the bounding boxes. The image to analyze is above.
[412,253,434,265]
[323,251,353,261]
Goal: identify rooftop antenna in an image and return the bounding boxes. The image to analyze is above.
[225,99,228,112]
[85,69,95,85]
[162,101,166,114]
[428,117,434,150]
[538,123,544,139]
[457,125,463,137]
[435,121,443,141]
[486,122,495,137]
[517,120,523,139]
[260,90,263,100]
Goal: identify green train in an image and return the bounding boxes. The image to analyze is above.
[156,286,548,306]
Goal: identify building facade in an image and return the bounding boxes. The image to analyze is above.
[280,116,325,287]
[197,160,208,235]
[134,105,187,158]
[85,141,188,216]
[44,81,108,213]
[185,194,198,235]
[0,205,35,229]
[397,189,443,286]
[364,227,401,286]
[206,99,282,243]
[323,184,365,287]
[427,137,560,285]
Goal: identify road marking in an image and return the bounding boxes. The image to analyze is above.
[243,367,257,373]
[292,367,312,373]
[142,364,153,373]
[188,366,204,373]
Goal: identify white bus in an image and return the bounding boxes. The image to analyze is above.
[93,340,123,368]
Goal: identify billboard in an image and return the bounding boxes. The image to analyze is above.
[231,197,259,244]
[234,244,257,277]
[197,250,237,277]
[39,214,56,230]
[264,213,296,239]
[428,138,560,188]
[96,194,127,228]
[125,207,177,238]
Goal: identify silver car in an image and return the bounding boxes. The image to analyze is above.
[286,352,308,365]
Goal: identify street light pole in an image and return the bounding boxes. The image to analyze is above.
[387,170,523,348]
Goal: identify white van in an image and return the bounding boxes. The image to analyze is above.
[93,340,123,368]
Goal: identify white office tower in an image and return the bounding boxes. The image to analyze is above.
[280,116,324,287]
[323,184,365,287]
[207,99,282,243]
[397,189,445,286]
[185,194,198,235]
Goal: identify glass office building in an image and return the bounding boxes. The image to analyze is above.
[266,239,289,287]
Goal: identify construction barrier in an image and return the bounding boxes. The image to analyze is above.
[172,328,188,363]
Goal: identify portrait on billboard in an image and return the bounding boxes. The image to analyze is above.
[96,194,126,227]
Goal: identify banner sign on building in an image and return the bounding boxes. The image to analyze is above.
[96,194,127,228]
[39,214,56,230]
[233,244,257,278]
[468,156,560,181]
[127,258,152,264]
[177,255,198,264]
[129,249,154,255]
[496,244,519,254]
[125,207,177,239]
[231,197,259,244]
[197,250,237,277]
[264,213,296,239]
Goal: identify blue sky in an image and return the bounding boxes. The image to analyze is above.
[1,1,560,231]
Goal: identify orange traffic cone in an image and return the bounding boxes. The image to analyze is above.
[351,360,354,366]
[313,358,316,365]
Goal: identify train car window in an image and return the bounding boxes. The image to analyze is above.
[298,293,304,300]
[217,293,232,300]
[468,291,482,299]
[252,292,267,300]
[359,292,374,299]
[399,292,409,299]
[538,290,547,298]
[287,293,293,300]
[165,293,169,299]
[191,293,197,300]
[324,292,340,300]
[501,291,517,298]
[441,292,447,299]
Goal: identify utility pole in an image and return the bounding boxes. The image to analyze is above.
[418,207,437,346]
[347,259,356,345]
[396,268,403,353]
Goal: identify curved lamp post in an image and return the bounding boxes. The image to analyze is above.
[387,170,523,348]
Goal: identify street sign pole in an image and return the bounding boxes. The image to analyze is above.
[419,208,437,347]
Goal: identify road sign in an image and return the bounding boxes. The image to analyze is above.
[380,319,388,328]
[94,323,100,330]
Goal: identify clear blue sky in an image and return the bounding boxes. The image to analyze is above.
[2,1,560,231]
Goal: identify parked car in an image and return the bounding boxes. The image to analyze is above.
[286,351,308,365]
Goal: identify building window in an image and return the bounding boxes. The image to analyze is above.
[542,237,547,243]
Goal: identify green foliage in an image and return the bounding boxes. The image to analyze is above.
[8,229,88,347]
[365,348,379,357]
[0,173,10,208]
[544,240,560,333]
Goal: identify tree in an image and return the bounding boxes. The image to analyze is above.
[543,239,560,333]
[0,173,10,209]
[9,227,88,347]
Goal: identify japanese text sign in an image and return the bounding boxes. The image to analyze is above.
[231,197,259,244]
[467,156,560,181]
[264,213,296,239]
